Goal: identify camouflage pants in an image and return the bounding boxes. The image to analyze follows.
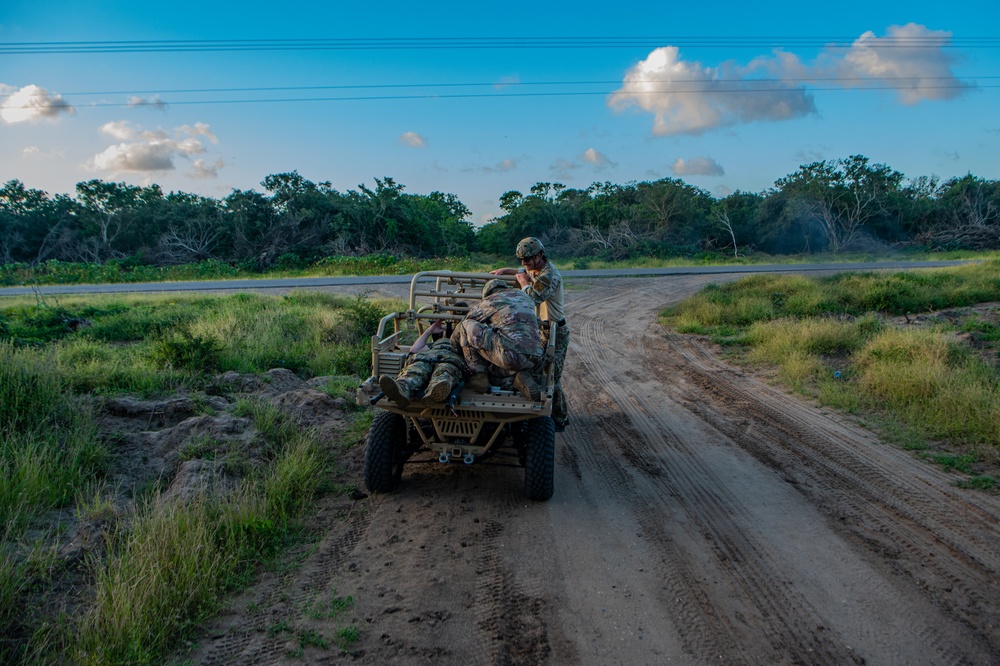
[397,346,465,397]
[454,320,539,377]
[542,323,570,426]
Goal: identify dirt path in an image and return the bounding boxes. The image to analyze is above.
[183,275,1000,665]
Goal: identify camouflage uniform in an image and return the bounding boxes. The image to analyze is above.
[394,338,466,397]
[521,259,570,427]
[453,288,543,378]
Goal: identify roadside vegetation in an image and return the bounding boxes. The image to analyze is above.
[0,290,394,664]
[2,155,998,285]
[663,260,1000,488]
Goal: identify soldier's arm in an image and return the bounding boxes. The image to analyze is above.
[410,321,443,354]
[521,270,559,306]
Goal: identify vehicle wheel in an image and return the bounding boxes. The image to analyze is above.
[521,416,555,501]
[364,411,406,493]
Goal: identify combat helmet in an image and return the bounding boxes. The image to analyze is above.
[482,278,509,298]
[515,237,544,259]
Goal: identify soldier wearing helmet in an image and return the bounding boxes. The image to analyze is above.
[451,277,544,398]
[490,236,570,431]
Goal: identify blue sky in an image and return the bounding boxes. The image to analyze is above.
[2,1,998,224]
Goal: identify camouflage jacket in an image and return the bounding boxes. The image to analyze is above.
[522,260,564,322]
[410,337,464,367]
[463,288,543,357]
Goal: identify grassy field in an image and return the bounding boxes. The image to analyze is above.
[2,248,995,287]
[663,259,1000,486]
[0,289,401,665]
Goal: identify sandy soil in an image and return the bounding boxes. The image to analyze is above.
[180,274,1000,665]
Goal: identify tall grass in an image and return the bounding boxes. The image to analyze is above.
[1,290,397,395]
[0,290,380,663]
[73,411,330,665]
[663,261,1000,461]
[74,496,230,665]
[0,343,106,529]
[855,329,1000,445]
[666,260,1000,327]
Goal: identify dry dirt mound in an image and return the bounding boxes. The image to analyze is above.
[52,371,352,577]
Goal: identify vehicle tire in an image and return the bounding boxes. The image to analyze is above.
[521,416,555,501]
[364,410,406,493]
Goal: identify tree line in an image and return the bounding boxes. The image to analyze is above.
[2,155,998,269]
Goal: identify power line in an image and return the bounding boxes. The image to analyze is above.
[10,83,991,110]
[19,76,999,98]
[3,36,1000,54]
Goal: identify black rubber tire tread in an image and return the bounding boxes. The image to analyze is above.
[522,416,555,501]
[364,410,406,493]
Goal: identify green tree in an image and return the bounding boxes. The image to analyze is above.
[771,155,904,253]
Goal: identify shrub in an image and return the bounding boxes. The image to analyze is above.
[151,329,224,372]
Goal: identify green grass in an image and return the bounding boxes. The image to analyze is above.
[72,411,333,665]
[0,343,107,531]
[1,290,401,395]
[663,260,1000,476]
[664,260,1000,328]
[3,250,994,288]
[0,254,488,287]
[0,290,384,664]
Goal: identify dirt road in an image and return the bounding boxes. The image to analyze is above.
[186,275,1000,665]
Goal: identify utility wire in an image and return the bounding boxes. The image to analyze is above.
[3,36,999,54]
[10,83,992,110]
[13,75,998,99]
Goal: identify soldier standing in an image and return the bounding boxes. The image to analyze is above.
[490,237,570,432]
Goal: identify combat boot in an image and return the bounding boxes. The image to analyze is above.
[466,372,490,393]
[379,375,411,407]
[424,379,453,403]
[513,371,540,401]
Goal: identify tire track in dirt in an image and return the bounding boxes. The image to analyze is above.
[657,331,1000,656]
[569,307,864,664]
[471,485,554,666]
[195,499,376,664]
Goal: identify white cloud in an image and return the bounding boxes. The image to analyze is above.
[671,156,725,176]
[581,148,614,169]
[190,158,226,179]
[92,142,178,172]
[837,23,970,105]
[127,95,167,111]
[0,84,74,124]
[89,121,220,177]
[179,122,218,143]
[609,23,969,136]
[399,131,427,148]
[609,46,816,136]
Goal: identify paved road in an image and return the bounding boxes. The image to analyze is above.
[0,260,974,296]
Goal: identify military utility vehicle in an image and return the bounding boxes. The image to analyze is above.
[356,271,557,500]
